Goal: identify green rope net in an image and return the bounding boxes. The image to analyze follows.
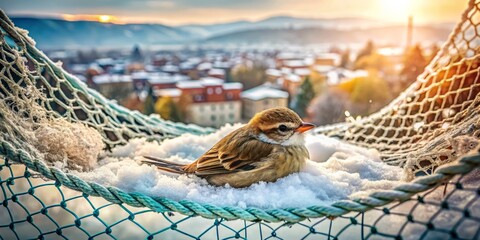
[1,0,480,238]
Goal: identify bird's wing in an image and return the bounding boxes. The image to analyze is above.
[190,128,275,176]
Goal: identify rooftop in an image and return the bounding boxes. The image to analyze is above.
[277,52,304,60]
[177,80,204,89]
[241,85,289,101]
[294,68,311,76]
[131,71,150,80]
[266,68,282,77]
[95,58,115,66]
[378,47,404,56]
[213,61,231,69]
[223,82,243,90]
[161,64,180,73]
[154,88,182,98]
[208,68,226,76]
[149,74,190,84]
[313,65,335,73]
[283,60,307,68]
[197,62,212,71]
[176,77,242,90]
[201,77,224,86]
[316,53,340,59]
[285,74,302,82]
[93,74,132,84]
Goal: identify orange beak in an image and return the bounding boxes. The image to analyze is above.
[296,122,316,133]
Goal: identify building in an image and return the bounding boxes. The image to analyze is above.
[314,53,340,66]
[275,52,305,68]
[154,88,182,101]
[208,68,226,80]
[160,64,180,75]
[177,78,243,127]
[240,85,289,119]
[283,74,302,96]
[149,73,189,90]
[266,68,282,82]
[91,74,133,101]
[131,71,150,90]
[312,65,369,86]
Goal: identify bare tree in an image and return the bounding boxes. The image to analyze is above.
[308,88,349,126]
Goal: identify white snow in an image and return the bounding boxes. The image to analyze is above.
[266,68,282,77]
[294,68,311,76]
[223,82,243,90]
[149,74,189,84]
[176,78,224,89]
[74,124,406,209]
[154,88,182,98]
[208,68,226,76]
[240,86,289,101]
[92,74,132,84]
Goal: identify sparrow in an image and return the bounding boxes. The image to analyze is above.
[142,107,315,188]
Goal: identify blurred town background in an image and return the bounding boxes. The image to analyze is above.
[3,0,467,127]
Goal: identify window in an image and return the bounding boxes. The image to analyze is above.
[264,99,269,105]
[211,105,216,111]
[215,87,222,94]
[226,92,233,100]
[229,113,235,119]
[220,104,224,110]
[207,88,213,95]
[211,115,216,121]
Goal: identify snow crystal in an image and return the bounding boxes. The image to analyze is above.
[74,124,406,209]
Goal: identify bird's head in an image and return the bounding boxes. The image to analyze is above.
[248,107,315,146]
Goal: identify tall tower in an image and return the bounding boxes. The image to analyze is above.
[406,15,413,48]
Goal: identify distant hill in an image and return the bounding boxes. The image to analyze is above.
[9,16,454,50]
[10,17,198,49]
[178,16,387,37]
[203,25,452,45]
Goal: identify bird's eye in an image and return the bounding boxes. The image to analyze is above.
[278,124,288,132]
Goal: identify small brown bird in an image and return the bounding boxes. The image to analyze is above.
[142,107,315,188]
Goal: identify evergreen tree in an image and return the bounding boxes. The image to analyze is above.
[143,87,156,115]
[291,76,315,117]
[340,48,351,68]
[131,44,143,63]
[401,44,427,87]
[355,40,375,64]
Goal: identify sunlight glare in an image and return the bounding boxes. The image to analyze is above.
[380,0,411,20]
[98,15,113,23]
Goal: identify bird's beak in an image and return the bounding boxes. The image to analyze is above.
[296,122,316,133]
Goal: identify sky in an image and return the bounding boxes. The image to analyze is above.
[1,0,470,26]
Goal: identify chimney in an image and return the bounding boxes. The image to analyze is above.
[406,15,413,48]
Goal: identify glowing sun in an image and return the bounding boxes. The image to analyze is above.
[98,15,114,23]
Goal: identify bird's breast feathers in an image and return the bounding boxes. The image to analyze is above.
[280,132,306,146]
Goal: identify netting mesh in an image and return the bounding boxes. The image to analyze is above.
[0,0,480,239]
[319,3,480,176]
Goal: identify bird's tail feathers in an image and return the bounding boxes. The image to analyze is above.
[141,156,185,174]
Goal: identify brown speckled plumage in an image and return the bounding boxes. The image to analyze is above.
[142,107,314,188]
